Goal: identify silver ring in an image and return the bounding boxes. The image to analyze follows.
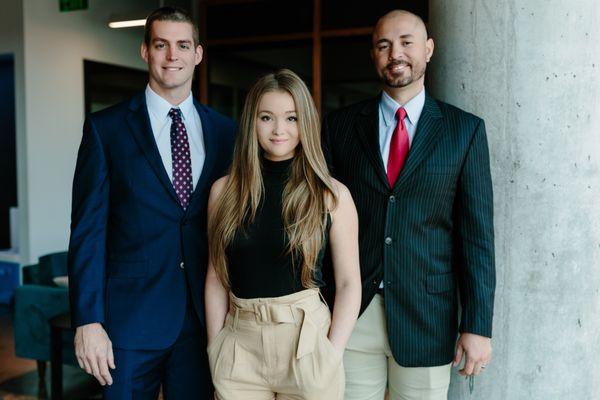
[480,364,487,369]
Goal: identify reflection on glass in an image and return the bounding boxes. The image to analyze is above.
[322,36,379,115]
[208,42,312,120]
[84,60,146,114]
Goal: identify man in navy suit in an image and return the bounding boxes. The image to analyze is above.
[67,6,236,398]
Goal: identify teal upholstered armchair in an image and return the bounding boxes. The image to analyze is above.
[13,252,77,380]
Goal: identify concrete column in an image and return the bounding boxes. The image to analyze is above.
[428,1,600,399]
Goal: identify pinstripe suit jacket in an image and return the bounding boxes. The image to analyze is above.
[322,92,496,367]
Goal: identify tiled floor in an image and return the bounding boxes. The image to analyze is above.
[0,305,101,400]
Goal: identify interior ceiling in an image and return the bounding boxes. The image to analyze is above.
[106,0,195,21]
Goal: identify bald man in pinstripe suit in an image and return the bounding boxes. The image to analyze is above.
[321,10,496,400]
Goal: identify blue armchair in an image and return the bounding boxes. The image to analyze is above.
[13,252,77,376]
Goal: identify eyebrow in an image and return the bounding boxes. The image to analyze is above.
[152,38,193,44]
[375,34,415,45]
[258,110,297,113]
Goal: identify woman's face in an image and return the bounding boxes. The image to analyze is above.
[256,90,300,161]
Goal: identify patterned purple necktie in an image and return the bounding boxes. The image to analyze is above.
[168,108,193,209]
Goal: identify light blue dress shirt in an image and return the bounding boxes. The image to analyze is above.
[378,88,426,289]
[378,88,426,171]
[145,84,205,190]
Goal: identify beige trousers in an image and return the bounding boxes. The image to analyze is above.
[207,289,345,400]
[344,295,451,400]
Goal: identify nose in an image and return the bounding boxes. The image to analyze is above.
[273,119,285,135]
[389,42,404,61]
[167,47,178,61]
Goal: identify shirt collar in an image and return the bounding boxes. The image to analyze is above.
[145,84,194,122]
[379,88,426,127]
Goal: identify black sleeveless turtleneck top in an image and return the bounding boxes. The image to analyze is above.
[225,157,328,299]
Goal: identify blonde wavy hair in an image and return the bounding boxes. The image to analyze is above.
[208,69,337,290]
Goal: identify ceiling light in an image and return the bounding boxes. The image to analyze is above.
[108,19,147,29]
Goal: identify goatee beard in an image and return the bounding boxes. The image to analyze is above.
[383,76,412,88]
[381,66,426,89]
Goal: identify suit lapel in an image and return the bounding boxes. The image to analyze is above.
[126,93,182,207]
[185,100,217,215]
[355,96,390,190]
[394,93,443,191]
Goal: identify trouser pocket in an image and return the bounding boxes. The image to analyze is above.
[294,304,344,393]
[207,315,235,381]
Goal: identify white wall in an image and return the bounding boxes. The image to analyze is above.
[20,0,149,263]
[0,1,23,92]
[0,0,26,262]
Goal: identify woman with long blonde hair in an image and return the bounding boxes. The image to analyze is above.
[204,69,361,399]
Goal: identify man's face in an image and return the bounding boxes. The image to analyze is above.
[371,14,434,89]
[141,20,202,92]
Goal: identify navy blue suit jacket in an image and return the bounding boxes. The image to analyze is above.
[68,92,236,350]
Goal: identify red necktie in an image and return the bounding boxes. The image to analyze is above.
[387,107,409,187]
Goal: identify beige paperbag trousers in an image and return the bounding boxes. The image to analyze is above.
[208,289,345,400]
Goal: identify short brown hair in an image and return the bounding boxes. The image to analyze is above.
[144,6,200,46]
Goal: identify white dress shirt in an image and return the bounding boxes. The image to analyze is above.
[145,84,205,190]
[378,88,426,171]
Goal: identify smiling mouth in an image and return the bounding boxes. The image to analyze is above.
[270,139,288,144]
[387,62,410,73]
[163,66,183,71]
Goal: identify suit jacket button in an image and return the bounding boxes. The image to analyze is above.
[389,195,396,203]
[385,237,392,245]
[180,262,185,269]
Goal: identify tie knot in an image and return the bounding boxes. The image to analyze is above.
[396,107,407,121]
[168,108,182,121]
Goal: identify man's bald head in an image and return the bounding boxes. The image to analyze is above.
[374,10,429,44]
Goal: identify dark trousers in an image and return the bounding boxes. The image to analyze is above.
[104,294,210,399]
